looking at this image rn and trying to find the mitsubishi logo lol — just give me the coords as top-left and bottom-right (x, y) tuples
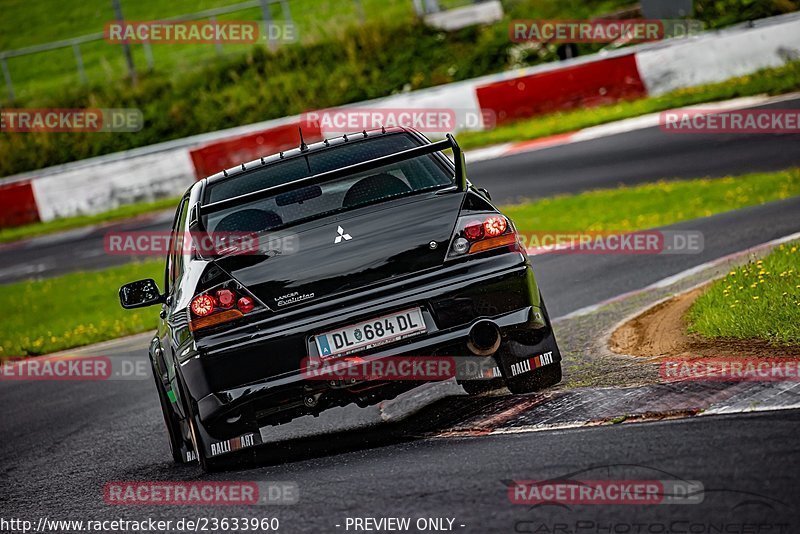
(334, 226), (352, 244)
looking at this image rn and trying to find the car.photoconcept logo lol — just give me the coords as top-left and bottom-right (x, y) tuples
(334, 226), (352, 244)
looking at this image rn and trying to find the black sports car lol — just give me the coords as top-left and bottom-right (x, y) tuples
(119, 127), (562, 471)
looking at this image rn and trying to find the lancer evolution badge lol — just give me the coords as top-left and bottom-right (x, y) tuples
(334, 226), (352, 244)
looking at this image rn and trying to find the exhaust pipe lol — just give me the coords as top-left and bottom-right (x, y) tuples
(467, 320), (501, 356)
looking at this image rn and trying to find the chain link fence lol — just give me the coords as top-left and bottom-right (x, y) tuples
(0, 0), (492, 103)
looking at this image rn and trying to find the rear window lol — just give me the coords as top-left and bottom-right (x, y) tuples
(203, 134), (454, 234)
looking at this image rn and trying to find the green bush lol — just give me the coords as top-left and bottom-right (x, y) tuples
(0, 20), (525, 178)
(695, 0), (800, 28)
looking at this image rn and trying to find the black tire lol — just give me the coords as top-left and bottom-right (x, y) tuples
(187, 413), (218, 473)
(184, 389), (253, 473)
(461, 378), (505, 395)
(152, 369), (188, 464)
(505, 362), (562, 395)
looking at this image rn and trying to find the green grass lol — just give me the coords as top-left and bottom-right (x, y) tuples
(2, 0), (793, 102)
(0, 0), (636, 103)
(0, 0), (416, 101)
(502, 168), (800, 234)
(0, 261), (163, 358)
(0, 196), (180, 244)
(457, 60), (800, 150)
(687, 242), (800, 345)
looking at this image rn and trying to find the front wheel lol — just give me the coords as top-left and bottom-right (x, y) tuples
(152, 368), (191, 464)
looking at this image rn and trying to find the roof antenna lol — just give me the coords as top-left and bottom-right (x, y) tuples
(298, 127), (309, 152)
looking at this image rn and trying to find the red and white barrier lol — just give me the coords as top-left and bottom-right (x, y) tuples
(0, 180), (39, 227)
(1, 13), (798, 228)
(476, 54), (646, 125)
(190, 121), (323, 180)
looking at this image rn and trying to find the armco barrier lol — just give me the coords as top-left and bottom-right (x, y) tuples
(190, 121), (324, 180)
(0, 180), (39, 228)
(475, 54), (647, 125)
(636, 14), (800, 95)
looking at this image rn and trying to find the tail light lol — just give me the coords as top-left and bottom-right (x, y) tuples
(189, 282), (263, 332)
(447, 214), (520, 259)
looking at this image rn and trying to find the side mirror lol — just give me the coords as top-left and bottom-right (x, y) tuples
(478, 187), (492, 201)
(119, 279), (165, 309)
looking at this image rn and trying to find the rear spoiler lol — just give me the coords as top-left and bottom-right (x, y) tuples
(197, 134), (467, 217)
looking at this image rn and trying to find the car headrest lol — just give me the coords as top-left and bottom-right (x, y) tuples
(342, 173), (411, 208)
(214, 208), (283, 233)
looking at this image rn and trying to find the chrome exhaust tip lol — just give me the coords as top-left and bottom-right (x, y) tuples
(467, 320), (501, 356)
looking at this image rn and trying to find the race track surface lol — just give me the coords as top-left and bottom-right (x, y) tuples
(2, 99), (800, 532)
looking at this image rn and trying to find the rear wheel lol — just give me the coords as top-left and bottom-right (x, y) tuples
(504, 361), (562, 395)
(501, 293), (562, 394)
(187, 413), (220, 472)
(461, 378), (505, 395)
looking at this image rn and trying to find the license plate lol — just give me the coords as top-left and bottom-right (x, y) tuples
(315, 307), (426, 358)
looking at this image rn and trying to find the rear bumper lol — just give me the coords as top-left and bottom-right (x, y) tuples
(181, 253), (555, 435)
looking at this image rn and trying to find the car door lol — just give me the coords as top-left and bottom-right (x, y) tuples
(152, 196), (190, 409)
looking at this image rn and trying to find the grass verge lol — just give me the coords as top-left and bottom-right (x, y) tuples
(502, 168), (800, 233)
(687, 242), (800, 345)
(457, 60), (800, 149)
(0, 196), (179, 244)
(0, 261), (162, 358)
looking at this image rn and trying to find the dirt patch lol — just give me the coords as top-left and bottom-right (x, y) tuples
(609, 285), (800, 359)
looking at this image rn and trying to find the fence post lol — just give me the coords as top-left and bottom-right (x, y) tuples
(260, 0), (276, 50)
(0, 57), (14, 102)
(353, 0), (365, 23)
(209, 16), (224, 56)
(72, 43), (88, 84)
(143, 40), (154, 70)
(111, 0), (137, 84)
(280, 0), (293, 23)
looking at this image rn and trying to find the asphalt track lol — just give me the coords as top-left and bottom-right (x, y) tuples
(2, 100), (800, 532)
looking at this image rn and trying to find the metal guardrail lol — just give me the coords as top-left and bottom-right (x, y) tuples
(0, 0), (341, 101)
(0, 0), (490, 102)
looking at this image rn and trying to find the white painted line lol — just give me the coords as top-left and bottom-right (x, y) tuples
(464, 143), (514, 163)
(702, 402), (800, 416)
(465, 92), (799, 165)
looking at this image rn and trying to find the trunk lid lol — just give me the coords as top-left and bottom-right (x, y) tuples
(211, 191), (463, 310)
